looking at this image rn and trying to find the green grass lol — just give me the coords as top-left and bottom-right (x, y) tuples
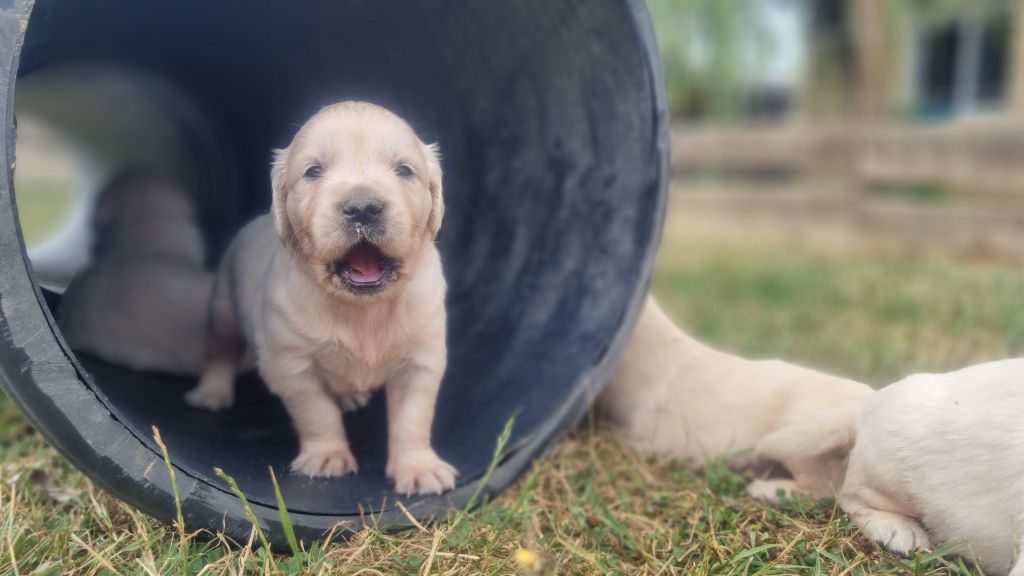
(653, 242), (1024, 387)
(871, 183), (950, 204)
(3, 227), (1017, 574)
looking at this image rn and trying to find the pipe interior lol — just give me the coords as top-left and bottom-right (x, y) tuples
(15, 0), (662, 514)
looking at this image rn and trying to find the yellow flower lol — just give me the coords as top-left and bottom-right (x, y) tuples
(512, 547), (541, 572)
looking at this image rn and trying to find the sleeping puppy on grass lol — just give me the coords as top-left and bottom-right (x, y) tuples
(840, 358), (1024, 576)
(184, 102), (456, 495)
(59, 169), (213, 375)
(597, 296), (873, 501)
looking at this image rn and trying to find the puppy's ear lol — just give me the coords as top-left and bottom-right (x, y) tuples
(423, 142), (444, 240)
(270, 147), (293, 245)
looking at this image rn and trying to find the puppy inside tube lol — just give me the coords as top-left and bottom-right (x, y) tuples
(185, 102), (455, 496)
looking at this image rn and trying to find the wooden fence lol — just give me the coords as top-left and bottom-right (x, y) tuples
(672, 120), (1024, 193)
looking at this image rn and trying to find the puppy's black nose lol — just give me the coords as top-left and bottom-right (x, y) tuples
(341, 194), (384, 225)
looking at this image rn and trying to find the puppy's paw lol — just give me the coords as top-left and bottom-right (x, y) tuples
(184, 382), (234, 411)
(747, 479), (803, 503)
(387, 449), (457, 496)
(338, 392), (373, 413)
(859, 511), (931, 556)
(291, 442), (358, 477)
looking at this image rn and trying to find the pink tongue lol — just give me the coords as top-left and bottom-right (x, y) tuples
(347, 245), (383, 283)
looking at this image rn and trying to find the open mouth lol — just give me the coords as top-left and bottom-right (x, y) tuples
(330, 242), (398, 293)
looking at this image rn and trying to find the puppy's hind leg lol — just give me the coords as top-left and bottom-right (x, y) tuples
(848, 507), (930, 557)
(840, 459), (930, 556)
(185, 274), (241, 411)
(852, 509), (930, 557)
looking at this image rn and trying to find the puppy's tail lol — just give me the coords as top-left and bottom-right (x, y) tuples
(754, 405), (862, 463)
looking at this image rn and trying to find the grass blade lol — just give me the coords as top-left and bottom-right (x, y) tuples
(448, 411), (518, 532)
(151, 426), (185, 542)
(268, 466), (302, 559)
(214, 467), (271, 554)
(465, 411), (517, 512)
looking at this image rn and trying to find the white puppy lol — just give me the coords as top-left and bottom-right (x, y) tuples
(841, 358), (1024, 576)
(185, 102), (455, 495)
(598, 296), (873, 500)
(58, 169), (213, 375)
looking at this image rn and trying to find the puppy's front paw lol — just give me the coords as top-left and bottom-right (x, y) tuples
(184, 382), (234, 411)
(291, 442), (358, 477)
(387, 449), (457, 496)
(338, 392), (373, 413)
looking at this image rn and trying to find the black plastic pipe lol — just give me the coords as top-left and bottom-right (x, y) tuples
(0, 0), (668, 548)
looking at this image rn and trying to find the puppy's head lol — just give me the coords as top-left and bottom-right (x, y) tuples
(271, 102), (443, 300)
(94, 168), (196, 230)
(92, 168), (200, 258)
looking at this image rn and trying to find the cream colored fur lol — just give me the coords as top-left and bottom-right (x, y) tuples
(185, 102), (455, 495)
(841, 359), (1024, 576)
(597, 296), (873, 500)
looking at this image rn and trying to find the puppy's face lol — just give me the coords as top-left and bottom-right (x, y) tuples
(271, 102), (443, 300)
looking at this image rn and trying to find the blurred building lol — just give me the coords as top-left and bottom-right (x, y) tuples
(817, 0), (1019, 122)
(659, 0), (1024, 193)
(653, 0), (1024, 124)
(647, 0), (1024, 267)
(909, 3), (1010, 118)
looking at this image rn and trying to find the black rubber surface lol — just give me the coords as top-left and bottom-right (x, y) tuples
(0, 0), (668, 548)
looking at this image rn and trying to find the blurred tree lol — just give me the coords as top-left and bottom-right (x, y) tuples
(1013, 3), (1024, 115)
(647, 0), (773, 121)
(648, 0), (1017, 122)
(851, 0), (890, 118)
(808, 0), (1011, 120)
(806, 0), (855, 119)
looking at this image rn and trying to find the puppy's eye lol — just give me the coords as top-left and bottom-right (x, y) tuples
(395, 164), (415, 179)
(303, 164), (324, 180)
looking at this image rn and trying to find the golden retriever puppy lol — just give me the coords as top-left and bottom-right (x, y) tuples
(841, 359), (1024, 575)
(597, 296), (873, 500)
(58, 169), (213, 375)
(185, 102), (455, 495)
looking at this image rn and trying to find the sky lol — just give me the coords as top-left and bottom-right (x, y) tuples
(751, 0), (806, 87)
